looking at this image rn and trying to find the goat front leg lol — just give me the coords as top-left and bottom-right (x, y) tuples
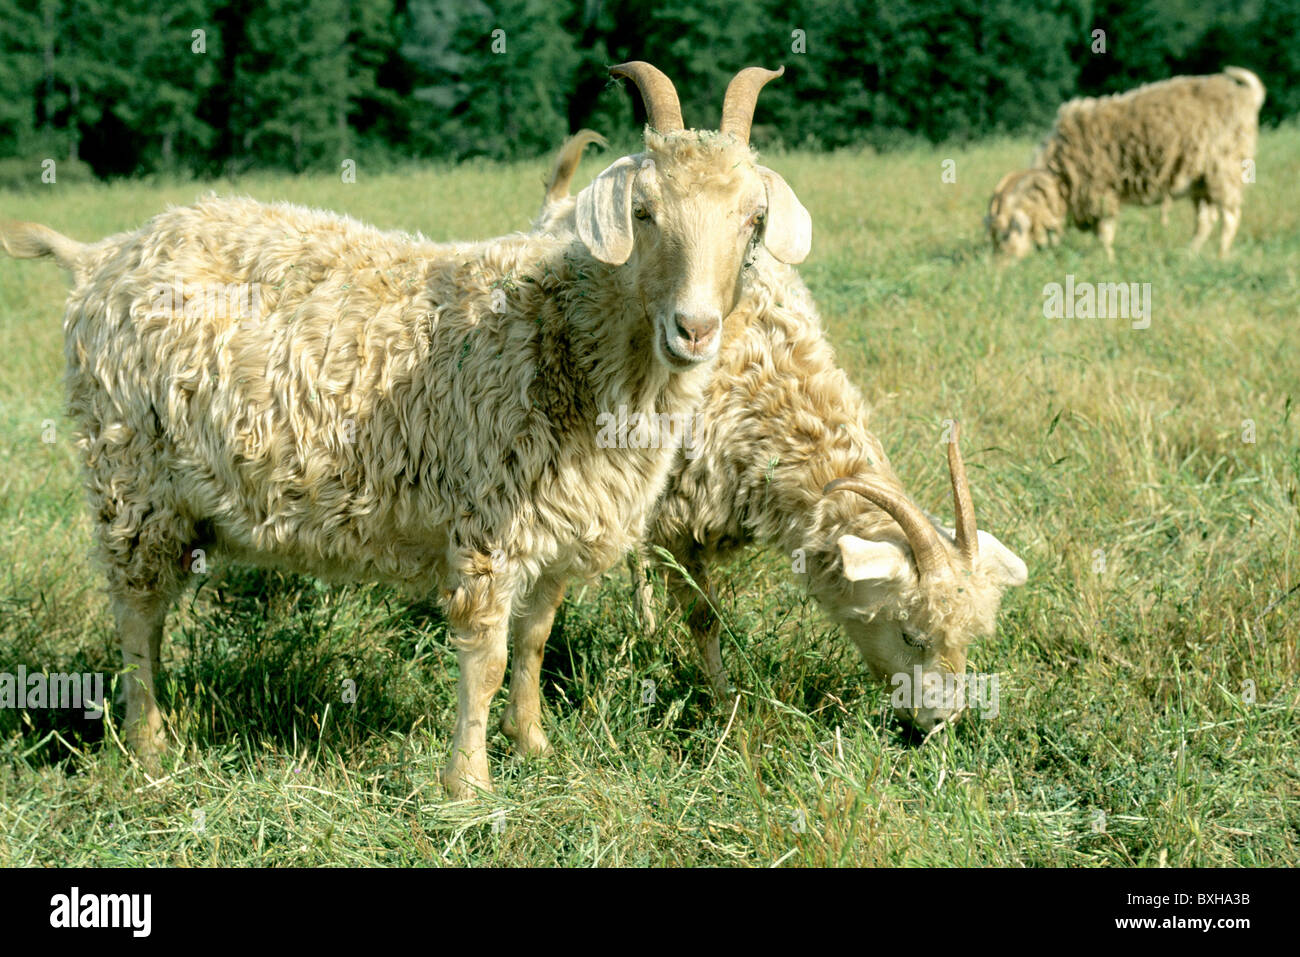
(442, 576), (512, 799)
(501, 573), (565, 757)
(667, 557), (731, 698)
(627, 546), (657, 632)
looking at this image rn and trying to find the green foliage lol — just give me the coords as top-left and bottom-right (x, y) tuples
(0, 155), (93, 191)
(402, 0), (579, 161)
(758, 0), (1084, 149)
(1250, 0), (1300, 124)
(0, 1), (1298, 189)
(227, 0), (353, 173)
(0, 0), (43, 158)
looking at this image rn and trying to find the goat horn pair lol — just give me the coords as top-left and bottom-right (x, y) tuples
(823, 422), (979, 578)
(609, 62), (784, 145)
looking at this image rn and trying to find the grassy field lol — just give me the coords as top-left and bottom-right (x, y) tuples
(0, 128), (1297, 867)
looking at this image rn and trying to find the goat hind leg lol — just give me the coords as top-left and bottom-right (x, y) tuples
(1097, 217), (1118, 262)
(101, 505), (188, 768)
(114, 591), (171, 767)
(501, 573), (565, 757)
(1190, 199), (1218, 255)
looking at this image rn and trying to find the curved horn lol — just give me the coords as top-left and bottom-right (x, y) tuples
(992, 170), (1020, 196)
(946, 422), (978, 564)
(610, 61), (684, 133)
(823, 477), (952, 580)
(719, 65), (784, 143)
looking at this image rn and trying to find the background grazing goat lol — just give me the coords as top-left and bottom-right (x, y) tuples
(0, 62), (811, 798)
(536, 134), (1028, 730)
(987, 68), (1265, 261)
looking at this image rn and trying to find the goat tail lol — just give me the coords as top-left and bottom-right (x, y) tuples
(1224, 67), (1266, 109)
(1, 220), (86, 273)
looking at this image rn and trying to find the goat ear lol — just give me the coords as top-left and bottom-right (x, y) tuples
(837, 534), (912, 584)
(576, 156), (638, 265)
(975, 530), (1028, 587)
(757, 166), (811, 264)
(938, 525), (1028, 588)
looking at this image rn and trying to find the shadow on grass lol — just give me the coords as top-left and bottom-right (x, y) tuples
(0, 591), (115, 770)
(0, 567), (457, 768)
(3, 558), (935, 774)
(168, 566), (449, 756)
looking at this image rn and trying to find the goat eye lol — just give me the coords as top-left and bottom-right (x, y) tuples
(749, 210), (765, 229)
(902, 630), (931, 650)
(633, 206), (651, 222)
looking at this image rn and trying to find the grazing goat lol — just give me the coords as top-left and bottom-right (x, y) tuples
(535, 135), (1028, 730)
(0, 62), (811, 797)
(988, 68), (1265, 261)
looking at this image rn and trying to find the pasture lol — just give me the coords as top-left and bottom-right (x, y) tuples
(0, 128), (1296, 866)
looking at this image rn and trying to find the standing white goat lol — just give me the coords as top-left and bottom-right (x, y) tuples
(0, 62), (811, 797)
(987, 68), (1265, 261)
(534, 134), (1028, 730)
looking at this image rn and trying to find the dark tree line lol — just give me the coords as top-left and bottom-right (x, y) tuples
(0, 0), (1296, 180)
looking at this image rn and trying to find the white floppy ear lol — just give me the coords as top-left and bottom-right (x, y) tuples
(837, 534), (913, 584)
(757, 166), (811, 264)
(576, 155), (638, 265)
(975, 530), (1028, 587)
(939, 524), (1028, 588)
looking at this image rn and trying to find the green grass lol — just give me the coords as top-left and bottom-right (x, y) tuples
(1, 131), (1297, 866)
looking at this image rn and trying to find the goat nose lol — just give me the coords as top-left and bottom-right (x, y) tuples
(673, 313), (719, 351)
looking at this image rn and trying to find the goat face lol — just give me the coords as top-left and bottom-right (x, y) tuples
(988, 207), (1036, 260)
(825, 424), (1028, 731)
(576, 63), (810, 371)
(835, 525), (1027, 730)
(986, 168), (1064, 261)
(578, 140), (807, 368)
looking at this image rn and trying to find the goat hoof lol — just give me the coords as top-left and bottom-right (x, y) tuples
(125, 725), (168, 773)
(711, 681), (737, 700)
(442, 755), (493, 800)
(501, 710), (551, 757)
